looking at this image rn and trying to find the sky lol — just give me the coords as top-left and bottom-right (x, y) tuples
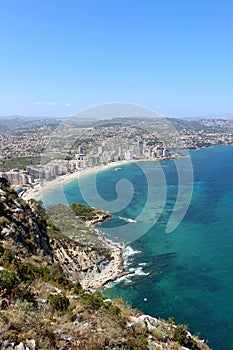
(0, 0), (233, 118)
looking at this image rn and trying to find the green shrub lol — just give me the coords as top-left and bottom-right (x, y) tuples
(47, 293), (70, 311)
(51, 270), (70, 288)
(167, 316), (176, 324)
(103, 303), (121, 317)
(80, 291), (105, 310)
(0, 248), (13, 265)
(15, 261), (50, 284)
(2, 255), (71, 289)
(70, 281), (83, 294)
(173, 325), (188, 344)
(173, 325), (197, 348)
(109, 305), (121, 317)
(0, 269), (18, 291)
(70, 203), (98, 219)
(125, 335), (148, 350)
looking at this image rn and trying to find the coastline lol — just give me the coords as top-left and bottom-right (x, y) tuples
(22, 155), (182, 202)
(80, 229), (131, 290)
(22, 159), (132, 201)
(21, 155), (182, 290)
(79, 232), (138, 290)
(21, 160), (138, 289)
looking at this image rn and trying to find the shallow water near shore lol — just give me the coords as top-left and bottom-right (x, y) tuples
(42, 145), (233, 350)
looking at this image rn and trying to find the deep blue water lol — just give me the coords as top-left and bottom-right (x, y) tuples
(42, 146), (233, 350)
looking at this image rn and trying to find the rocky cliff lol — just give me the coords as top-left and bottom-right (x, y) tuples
(0, 178), (124, 289)
(0, 177), (52, 262)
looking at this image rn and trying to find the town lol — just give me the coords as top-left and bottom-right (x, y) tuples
(1, 116), (233, 192)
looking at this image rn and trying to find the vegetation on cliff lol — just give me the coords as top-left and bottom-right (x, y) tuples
(0, 178), (211, 349)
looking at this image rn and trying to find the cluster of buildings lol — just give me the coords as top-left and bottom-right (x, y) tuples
(1, 117), (233, 162)
(67, 141), (170, 172)
(0, 137), (170, 188)
(0, 124), (55, 158)
(1, 117), (233, 188)
(0, 164), (63, 187)
(0, 169), (32, 186)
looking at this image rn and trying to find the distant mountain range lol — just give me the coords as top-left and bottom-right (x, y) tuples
(0, 115), (61, 120)
(178, 113), (233, 120)
(1, 113), (233, 120)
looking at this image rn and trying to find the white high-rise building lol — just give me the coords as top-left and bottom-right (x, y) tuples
(124, 150), (133, 160)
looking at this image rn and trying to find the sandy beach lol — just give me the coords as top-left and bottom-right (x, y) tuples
(22, 159), (131, 201)
(22, 155), (180, 202)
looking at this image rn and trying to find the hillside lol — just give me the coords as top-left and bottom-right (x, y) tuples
(0, 178), (211, 349)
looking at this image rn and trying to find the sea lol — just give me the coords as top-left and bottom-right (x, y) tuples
(42, 145), (233, 350)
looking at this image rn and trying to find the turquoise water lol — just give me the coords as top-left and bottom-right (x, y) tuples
(42, 146), (233, 350)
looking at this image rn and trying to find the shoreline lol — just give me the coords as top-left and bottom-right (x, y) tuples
(21, 160), (136, 290)
(77, 215), (138, 290)
(79, 231), (139, 290)
(21, 155), (181, 290)
(22, 159), (132, 201)
(22, 155), (182, 201)
(80, 230), (129, 290)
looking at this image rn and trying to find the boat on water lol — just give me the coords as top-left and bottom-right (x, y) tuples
(114, 167), (122, 171)
(119, 216), (137, 223)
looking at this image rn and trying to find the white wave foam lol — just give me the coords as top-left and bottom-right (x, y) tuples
(113, 267), (150, 286)
(123, 245), (141, 259)
(104, 246), (149, 289)
(123, 246), (141, 269)
(129, 267), (150, 276)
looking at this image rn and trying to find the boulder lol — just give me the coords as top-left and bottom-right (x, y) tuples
(130, 314), (159, 332)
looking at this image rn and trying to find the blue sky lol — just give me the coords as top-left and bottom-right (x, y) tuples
(0, 0), (233, 118)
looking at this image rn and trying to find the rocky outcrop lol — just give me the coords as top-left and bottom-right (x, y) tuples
(50, 237), (114, 285)
(0, 339), (36, 350)
(0, 178), (52, 263)
(85, 212), (112, 227)
(0, 178), (125, 289)
(128, 314), (210, 350)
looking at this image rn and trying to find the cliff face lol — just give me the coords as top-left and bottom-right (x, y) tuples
(50, 237), (116, 287)
(0, 178), (52, 262)
(45, 203), (125, 289)
(0, 178), (123, 287)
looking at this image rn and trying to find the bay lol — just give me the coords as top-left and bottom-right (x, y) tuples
(42, 145), (233, 350)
